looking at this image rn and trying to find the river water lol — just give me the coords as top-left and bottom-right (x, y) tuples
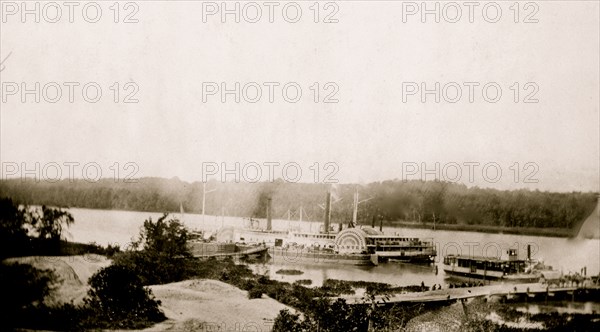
(65, 208), (599, 287)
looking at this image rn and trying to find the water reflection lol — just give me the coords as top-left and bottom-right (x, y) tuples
(514, 301), (600, 315)
(248, 259), (444, 287)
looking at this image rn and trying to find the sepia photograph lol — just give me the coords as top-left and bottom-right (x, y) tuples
(0, 0), (599, 331)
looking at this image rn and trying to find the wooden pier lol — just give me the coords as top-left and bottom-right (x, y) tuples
(339, 282), (600, 305)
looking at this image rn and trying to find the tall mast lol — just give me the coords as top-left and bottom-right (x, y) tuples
(352, 187), (359, 226)
(202, 182), (206, 224)
(221, 206), (225, 227)
(201, 182), (216, 227)
(324, 191), (332, 234)
(266, 197), (272, 231)
(352, 188), (372, 227)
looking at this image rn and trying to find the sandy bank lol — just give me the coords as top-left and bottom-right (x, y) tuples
(142, 279), (291, 331)
(3, 255), (111, 305)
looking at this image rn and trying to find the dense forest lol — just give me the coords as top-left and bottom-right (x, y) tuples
(0, 178), (597, 231)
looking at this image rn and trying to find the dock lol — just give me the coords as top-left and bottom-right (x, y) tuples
(339, 282), (600, 304)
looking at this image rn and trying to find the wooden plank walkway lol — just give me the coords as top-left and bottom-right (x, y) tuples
(340, 283), (600, 304)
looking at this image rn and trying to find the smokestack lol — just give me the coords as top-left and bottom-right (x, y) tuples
(379, 216), (383, 232)
(266, 197), (272, 231)
(371, 214), (376, 228)
(527, 244), (531, 261)
(324, 192), (331, 234)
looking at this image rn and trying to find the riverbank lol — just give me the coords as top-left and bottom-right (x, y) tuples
(384, 221), (575, 238)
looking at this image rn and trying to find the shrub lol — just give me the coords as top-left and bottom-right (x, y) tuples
(0, 198), (29, 258)
(112, 214), (194, 285)
(294, 279), (313, 286)
(275, 269), (304, 275)
(247, 287), (264, 299)
(0, 263), (57, 327)
(84, 265), (165, 329)
(273, 309), (310, 332)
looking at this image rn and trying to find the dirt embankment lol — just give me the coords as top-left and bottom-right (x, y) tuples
(4, 255), (111, 305)
(144, 279), (291, 331)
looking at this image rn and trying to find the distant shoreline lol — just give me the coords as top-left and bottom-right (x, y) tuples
(381, 220), (577, 238)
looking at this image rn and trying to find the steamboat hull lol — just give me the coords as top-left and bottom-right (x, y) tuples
(443, 265), (541, 283)
(268, 247), (374, 266)
(442, 267), (503, 280)
(377, 248), (437, 263)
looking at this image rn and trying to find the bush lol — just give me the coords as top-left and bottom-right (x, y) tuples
(320, 279), (355, 295)
(113, 249), (192, 285)
(247, 287), (264, 299)
(294, 279), (313, 286)
(0, 198), (29, 258)
(112, 214), (194, 285)
(56, 240), (122, 257)
(0, 263), (57, 327)
(84, 265), (165, 329)
(273, 309), (310, 332)
(275, 269), (304, 275)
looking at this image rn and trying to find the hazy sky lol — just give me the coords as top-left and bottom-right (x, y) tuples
(1, 1), (598, 192)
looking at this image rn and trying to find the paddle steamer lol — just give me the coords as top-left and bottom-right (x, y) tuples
(442, 247), (549, 282)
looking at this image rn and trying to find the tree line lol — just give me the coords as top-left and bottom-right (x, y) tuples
(0, 177), (596, 230)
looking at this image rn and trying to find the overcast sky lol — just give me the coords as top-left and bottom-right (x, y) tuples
(1, 1), (598, 192)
